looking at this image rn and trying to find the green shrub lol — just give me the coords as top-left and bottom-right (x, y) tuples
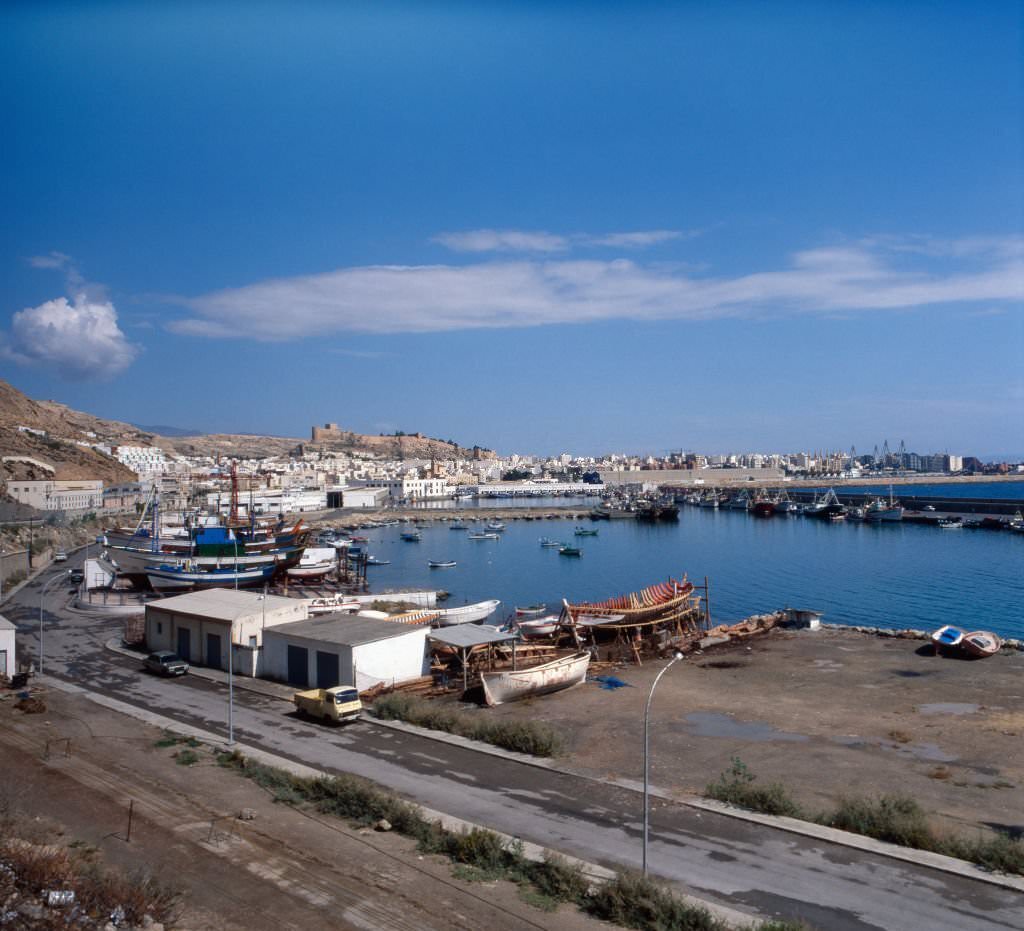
(820, 795), (932, 850)
(940, 831), (1024, 875)
(585, 871), (727, 931)
(370, 692), (564, 757)
(706, 758), (804, 818)
(174, 749), (199, 766)
(526, 852), (590, 905)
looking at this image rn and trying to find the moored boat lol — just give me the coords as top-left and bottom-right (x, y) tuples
(937, 517), (963, 529)
(480, 651), (591, 706)
(539, 537), (562, 547)
(400, 531), (422, 541)
(559, 545), (582, 557)
(574, 527), (599, 536)
(428, 560), (457, 568)
(467, 531), (500, 540)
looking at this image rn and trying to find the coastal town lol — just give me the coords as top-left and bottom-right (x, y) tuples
(1, 379), (1022, 931)
(3, 2), (1022, 929)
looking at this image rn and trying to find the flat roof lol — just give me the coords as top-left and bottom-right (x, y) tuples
(428, 626), (518, 648)
(146, 588), (300, 622)
(265, 613), (428, 647)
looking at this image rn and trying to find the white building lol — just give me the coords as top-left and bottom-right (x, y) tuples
(115, 445), (169, 474)
(262, 614), (430, 691)
(5, 480), (104, 512)
(0, 615), (15, 679)
(144, 589), (308, 677)
(356, 477), (450, 501)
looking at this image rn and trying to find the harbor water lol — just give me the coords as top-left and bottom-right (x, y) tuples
(354, 490), (1024, 641)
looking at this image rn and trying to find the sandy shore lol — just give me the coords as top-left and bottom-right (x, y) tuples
(490, 627), (1024, 839)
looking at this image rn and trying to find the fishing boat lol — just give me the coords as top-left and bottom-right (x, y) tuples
(960, 631), (1004, 658)
(400, 531), (422, 542)
(937, 517), (963, 529)
(563, 576), (698, 633)
(364, 555), (389, 565)
(590, 502), (635, 520)
(752, 499), (776, 518)
(514, 603), (547, 617)
(480, 651), (591, 706)
(539, 538), (562, 547)
(803, 489), (845, 520)
(574, 527), (599, 537)
(513, 615), (561, 639)
(449, 523), (469, 531)
(286, 547), (337, 580)
(467, 531), (499, 540)
(435, 599), (501, 626)
(931, 625), (966, 652)
(145, 561), (277, 592)
(865, 487), (904, 522)
(486, 521), (506, 532)
(846, 506), (865, 522)
(559, 545), (582, 557)
(428, 560), (457, 569)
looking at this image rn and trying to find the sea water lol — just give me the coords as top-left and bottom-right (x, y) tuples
(355, 498), (1024, 641)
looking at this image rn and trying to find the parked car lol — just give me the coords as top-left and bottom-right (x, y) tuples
(143, 651), (189, 677)
(54, 550), (68, 562)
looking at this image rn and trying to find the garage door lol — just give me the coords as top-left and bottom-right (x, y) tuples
(177, 628), (191, 662)
(206, 633), (221, 670)
(316, 650), (340, 689)
(287, 645), (309, 687)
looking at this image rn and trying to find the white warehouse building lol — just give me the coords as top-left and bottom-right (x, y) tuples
(144, 589), (308, 677)
(262, 614), (430, 691)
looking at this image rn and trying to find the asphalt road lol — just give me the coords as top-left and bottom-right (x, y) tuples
(5, 562), (1024, 931)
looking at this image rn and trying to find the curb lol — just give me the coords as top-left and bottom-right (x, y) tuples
(39, 674), (758, 930)
(97, 640), (1024, 894)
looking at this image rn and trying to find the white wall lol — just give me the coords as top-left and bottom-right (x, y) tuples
(0, 623), (16, 678)
(261, 626), (428, 689)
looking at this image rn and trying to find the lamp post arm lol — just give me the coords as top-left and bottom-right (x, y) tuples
(643, 654), (683, 876)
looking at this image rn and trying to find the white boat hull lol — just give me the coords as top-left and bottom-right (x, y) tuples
(481, 651), (591, 706)
(435, 599), (501, 626)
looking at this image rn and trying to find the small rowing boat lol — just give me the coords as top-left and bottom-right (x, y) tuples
(960, 630), (1003, 658)
(481, 651), (591, 706)
(931, 625), (966, 652)
(428, 560), (457, 569)
(514, 603), (547, 617)
(559, 545), (582, 557)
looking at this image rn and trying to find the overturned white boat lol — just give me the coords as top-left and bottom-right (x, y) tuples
(434, 599), (501, 627)
(481, 651), (591, 706)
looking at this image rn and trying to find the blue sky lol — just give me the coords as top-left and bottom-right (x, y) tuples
(2, 1), (1022, 457)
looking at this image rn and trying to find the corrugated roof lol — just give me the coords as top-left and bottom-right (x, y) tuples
(264, 613), (428, 646)
(146, 588), (300, 622)
(0, 614), (15, 631)
(428, 626), (518, 648)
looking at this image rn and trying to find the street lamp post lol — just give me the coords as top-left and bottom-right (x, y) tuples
(228, 533), (238, 745)
(643, 651), (684, 876)
(38, 571), (70, 676)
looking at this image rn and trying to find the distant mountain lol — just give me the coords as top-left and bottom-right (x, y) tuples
(133, 423), (204, 437)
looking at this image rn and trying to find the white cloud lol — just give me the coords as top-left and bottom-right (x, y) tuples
(432, 227), (696, 253)
(431, 229), (569, 253)
(27, 251), (72, 270)
(170, 236), (1024, 341)
(585, 230), (686, 248)
(2, 295), (140, 379)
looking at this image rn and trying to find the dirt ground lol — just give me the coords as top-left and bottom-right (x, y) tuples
(0, 692), (606, 931)
(493, 628), (1024, 839)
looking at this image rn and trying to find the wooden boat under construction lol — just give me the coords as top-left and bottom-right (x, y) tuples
(481, 651), (591, 706)
(560, 575), (706, 661)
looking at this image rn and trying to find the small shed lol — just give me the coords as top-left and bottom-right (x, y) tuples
(0, 614), (15, 679)
(145, 589), (308, 675)
(262, 613), (429, 691)
(428, 625), (520, 691)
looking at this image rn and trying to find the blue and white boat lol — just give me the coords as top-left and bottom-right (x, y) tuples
(931, 625), (966, 652)
(145, 561), (277, 592)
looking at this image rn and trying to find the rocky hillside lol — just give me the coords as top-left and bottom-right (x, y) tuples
(0, 380), (494, 481)
(0, 380), (142, 483)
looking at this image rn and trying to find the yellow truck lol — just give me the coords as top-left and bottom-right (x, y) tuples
(292, 685), (362, 724)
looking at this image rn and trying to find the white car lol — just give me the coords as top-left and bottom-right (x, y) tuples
(54, 550), (68, 562)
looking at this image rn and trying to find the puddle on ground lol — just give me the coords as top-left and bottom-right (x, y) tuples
(683, 712), (808, 742)
(918, 703), (980, 716)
